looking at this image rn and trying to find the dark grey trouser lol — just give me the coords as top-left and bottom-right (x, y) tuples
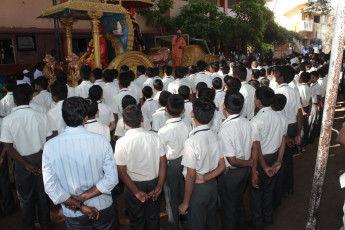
(164, 157), (187, 230)
(218, 167), (250, 230)
(125, 178), (161, 230)
(14, 151), (51, 230)
(250, 152), (278, 230)
(65, 204), (116, 230)
(187, 178), (218, 230)
(0, 154), (15, 215)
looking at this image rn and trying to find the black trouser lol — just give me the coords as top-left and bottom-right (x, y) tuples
(302, 106), (310, 147)
(0, 153), (15, 215)
(188, 178), (218, 230)
(250, 152), (278, 230)
(125, 178), (161, 230)
(65, 204), (116, 230)
(164, 157), (187, 230)
(14, 151), (51, 230)
(218, 167), (250, 230)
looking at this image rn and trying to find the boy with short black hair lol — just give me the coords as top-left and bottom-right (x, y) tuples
(128, 70), (142, 102)
(48, 82), (68, 136)
(162, 65), (174, 91)
(168, 66), (192, 94)
(198, 88), (222, 132)
(114, 95), (137, 139)
(93, 68), (105, 87)
(0, 77), (17, 118)
(102, 69), (120, 107)
(298, 72), (312, 148)
(141, 86), (159, 130)
(193, 60), (211, 92)
(32, 76), (53, 111)
(158, 94), (190, 229)
(56, 71), (75, 98)
(308, 71), (322, 143)
(153, 79), (163, 101)
(152, 91), (171, 132)
(179, 97), (225, 230)
(135, 65), (147, 89)
(143, 67), (156, 90)
(114, 105), (167, 230)
(75, 65), (93, 98)
(179, 85), (193, 128)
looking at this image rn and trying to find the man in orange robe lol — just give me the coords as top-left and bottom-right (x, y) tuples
(171, 30), (186, 68)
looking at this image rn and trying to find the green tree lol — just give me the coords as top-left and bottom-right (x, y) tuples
(302, 0), (332, 16)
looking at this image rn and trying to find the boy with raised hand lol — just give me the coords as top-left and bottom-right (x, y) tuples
(115, 105), (167, 230)
(179, 97), (225, 230)
(158, 94), (190, 230)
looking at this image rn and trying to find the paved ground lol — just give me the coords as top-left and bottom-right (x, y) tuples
(1, 97), (345, 230)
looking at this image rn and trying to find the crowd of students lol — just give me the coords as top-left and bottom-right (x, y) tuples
(0, 52), (334, 230)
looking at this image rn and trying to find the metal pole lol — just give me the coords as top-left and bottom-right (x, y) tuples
(306, 0), (345, 229)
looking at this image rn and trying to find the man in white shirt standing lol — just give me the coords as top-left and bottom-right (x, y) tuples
(209, 62), (223, 83)
(1, 84), (52, 230)
(167, 66), (192, 95)
(102, 69), (120, 107)
(193, 60), (212, 92)
(162, 65), (174, 91)
(56, 72), (75, 98)
(33, 63), (44, 80)
(32, 77), (53, 111)
(93, 68), (105, 88)
(75, 65), (93, 98)
(0, 77), (16, 118)
(135, 65), (147, 89)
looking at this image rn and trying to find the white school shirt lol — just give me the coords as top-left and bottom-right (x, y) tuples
(275, 83), (300, 124)
(129, 82), (142, 102)
(94, 79), (105, 88)
(34, 69), (43, 80)
(143, 77), (160, 89)
(84, 119), (110, 142)
(114, 118), (147, 137)
(215, 89), (226, 117)
(277, 111), (289, 136)
(0, 105), (52, 156)
(269, 78), (278, 91)
(181, 124), (222, 177)
(47, 100), (66, 134)
(186, 74), (196, 90)
(75, 81), (93, 98)
(111, 88), (136, 118)
(158, 117), (190, 160)
(167, 78), (192, 94)
(182, 100), (193, 128)
(219, 114), (255, 168)
(17, 79), (31, 86)
(0, 92), (16, 117)
(318, 76), (328, 98)
(32, 90), (53, 112)
(153, 91), (162, 102)
(210, 72), (224, 85)
(310, 82), (322, 103)
(103, 82), (120, 107)
(141, 98), (160, 124)
(162, 76), (174, 91)
(246, 68), (252, 82)
(135, 75), (147, 89)
(298, 83), (311, 107)
(29, 101), (47, 113)
(239, 81), (255, 119)
(67, 84), (75, 98)
(114, 128), (165, 181)
(193, 71), (212, 92)
(209, 110), (222, 133)
(250, 107), (284, 155)
(152, 107), (169, 132)
(97, 101), (115, 126)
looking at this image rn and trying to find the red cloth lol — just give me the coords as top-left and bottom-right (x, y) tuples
(171, 36), (186, 68)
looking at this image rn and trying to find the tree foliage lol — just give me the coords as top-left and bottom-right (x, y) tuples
(302, 0), (332, 16)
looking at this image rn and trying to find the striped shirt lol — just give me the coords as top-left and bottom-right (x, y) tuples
(42, 126), (118, 218)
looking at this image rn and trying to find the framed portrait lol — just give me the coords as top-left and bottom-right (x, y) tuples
(16, 35), (36, 51)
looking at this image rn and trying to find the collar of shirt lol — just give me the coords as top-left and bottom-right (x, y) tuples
(85, 119), (97, 125)
(158, 107), (165, 112)
(278, 83), (288, 88)
(216, 89), (223, 93)
(7, 92), (13, 95)
(64, 126), (85, 133)
(97, 100), (103, 104)
(190, 124), (211, 136)
(120, 88), (129, 92)
(126, 127), (145, 136)
(184, 100), (190, 103)
(311, 82), (319, 87)
(165, 117), (182, 125)
(13, 105), (31, 112)
(165, 76), (173, 79)
(95, 79), (104, 83)
(301, 83), (309, 86)
(257, 106), (272, 115)
(241, 81), (248, 85)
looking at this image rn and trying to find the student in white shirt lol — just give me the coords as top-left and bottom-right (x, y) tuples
(48, 82), (68, 137)
(56, 72), (75, 98)
(167, 66), (192, 95)
(233, 65), (256, 119)
(89, 85), (116, 132)
(143, 67), (157, 90)
(114, 105), (167, 230)
(186, 65), (198, 88)
(0, 77), (16, 118)
(193, 60), (212, 92)
(33, 63), (44, 80)
(178, 85), (193, 129)
(162, 65), (174, 91)
(317, 68), (328, 101)
(217, 92), (256, 230)
(84, 98), (110, 142)
(152, 91), (171, 132)
(135, 65), (147, 89)
(298, 72), (312, 147)
(93, 68), (105, 88)
(309, 71), (322, 143)
(250, 86), (286, 230)
(75, 65), (93, 98)
(209, 62), (223, 84)
(102, 69), (120, 107)
(32, 77), (53, 111)
(243, 60), (252, 82)
(269, 66), (279, 91)
(153, 79), (163, 102)
(128, 70), (142, 103)
(158, 94), (190, 230)
(16, 71), (31, 86)
(178, 97), (225, 230)
(141, 86), (159, 130)
(220, 64), (230, 79)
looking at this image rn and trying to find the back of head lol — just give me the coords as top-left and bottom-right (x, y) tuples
(85, 98), (98, 118)
(122, 95), (137, 109)
(35, 76), (48, 90)
(252, 61), (258, 69)
(225, 77), (241, 94)
(56, 71), (68, 84)
(193, 97), (215, 124)
(145, 67), (154, 78)
(103, 69), (114, 82)
(317, 68), (327, 78)
(15, 71), (24, 80)
(243, 60), (250, 69)
(119, 71), (131, 88)
(259, 68), (266, 77)
(221, 65), (230, 75)
(80, 65), (91, 80)
(272, 66), (281, 77)
(249, 80), (260, 90)
(4, 76), (17, 92)
(13, 84), (32, 106)
(198, 87), (216, 101)
(120, 65), (130, 72)
(260, 78), (269, 87)
(212, 77), (222, 90)
(298, 63), (306, 72)
(196, 60), (207, 72)
(196, 82), (208, 92)
(51, 81), (68, 101)
(153, 67), (159, 76)
(175, 66), (186, 79)
(252, 69), (261, 80)
(137, 65), (146, 75)
(164, 65), (173, 76)
(62, 97), (88, 127)
(178, 85), (190, 100)
(224, 92), (244, 114)
(159, 91), (172, 107)
(167, 94), (184, 117)
(273, 93), (287, 111)
(188, 65), (197, 74)
(279, 65), (295, 83)
(123, 105), (142, 128)
(112, 69), (119, 79)
(255, 86), (275, 107)
(153, 79), (163, 91)
(142, 86), (153, 99)
(128, 70), (135, 82)
(233, 65), (247, 81)
(310, 71), (318, 78)
(93, 68), (102, 80)
(210, 62), (220, 72)
(300, 71), (311, 83)
(89, 85), (103, 101)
